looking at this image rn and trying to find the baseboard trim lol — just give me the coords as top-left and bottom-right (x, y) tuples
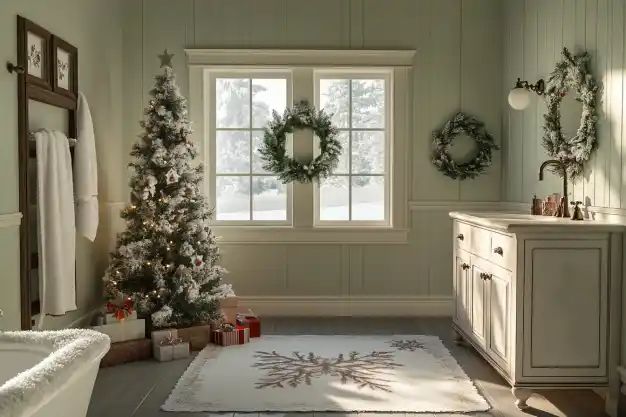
(237, 295), (453, 317)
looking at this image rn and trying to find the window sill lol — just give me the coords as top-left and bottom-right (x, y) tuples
(211, 226), (409, 245)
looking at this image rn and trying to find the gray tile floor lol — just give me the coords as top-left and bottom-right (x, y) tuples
(87, 317), (609, 417)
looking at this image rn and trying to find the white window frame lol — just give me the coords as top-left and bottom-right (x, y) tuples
(206, 69), (294, 226)
(186, 49), (414, 244)
(313, 69), (393, 227)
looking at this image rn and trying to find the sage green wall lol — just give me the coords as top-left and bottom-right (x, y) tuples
(503, 0), (626, 208)
(0, 0), (125, 330)
(123, 0), (504, 301)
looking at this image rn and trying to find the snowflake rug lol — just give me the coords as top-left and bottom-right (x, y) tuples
(161, 335), (490, 413)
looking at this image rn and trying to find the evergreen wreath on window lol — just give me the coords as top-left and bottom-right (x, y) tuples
(258, 99), (342, 184)
(431, 112), (499, 180)
(542, 47), (599, 179)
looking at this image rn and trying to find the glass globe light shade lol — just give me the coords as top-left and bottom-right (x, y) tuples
(508, 88), (531, 110)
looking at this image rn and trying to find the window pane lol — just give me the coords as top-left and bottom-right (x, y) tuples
(216, 78), (250, 128)
(351, 79), (385, 128)
(216, 131), (250, 174)
(319, 79), (349, 128)
(351, 131), (385, 174)
(251, 131), (269, 174)
(252, 176), (287, 221)
(352, 176), (385, 221)
(216, 176), (250, 221)
(333, 131), (350, 174)
(319, 176), (349, 221)
(252, 79), (287, 128)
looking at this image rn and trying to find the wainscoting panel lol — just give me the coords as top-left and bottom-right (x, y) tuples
(218, 245), (288, 296)
(285, 245), (343, 295)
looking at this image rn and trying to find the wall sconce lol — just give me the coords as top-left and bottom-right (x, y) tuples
(508, 78), (545, 110)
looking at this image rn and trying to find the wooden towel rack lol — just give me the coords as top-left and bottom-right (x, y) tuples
(7, 15), (78, 329)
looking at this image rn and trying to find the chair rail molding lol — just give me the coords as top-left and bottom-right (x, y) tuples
(408, 201), (503, 211)
(238, 295), (453, 317)
(0, 212), (23, 228)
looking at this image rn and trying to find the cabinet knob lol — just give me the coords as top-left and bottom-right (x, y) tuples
(493, 247), (503, 256)
(461, 263), (470, 270)
(456, 233), (464, 241)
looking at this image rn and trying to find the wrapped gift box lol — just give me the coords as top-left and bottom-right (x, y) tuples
(100, 338), (152, 368)
(92, 319), (146, 343)
(177, 324), (212, 351)
(212, 325), (249, 346)
(219, 296), (239, 324)
(237, 312), (261, 338)
(154, 341), (190, 361)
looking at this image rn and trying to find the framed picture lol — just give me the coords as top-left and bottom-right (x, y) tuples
(18, 17), (52, 90)
(52, 35), (77, 98)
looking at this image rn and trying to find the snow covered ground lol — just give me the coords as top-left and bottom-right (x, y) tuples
(216, 202), (384, 221)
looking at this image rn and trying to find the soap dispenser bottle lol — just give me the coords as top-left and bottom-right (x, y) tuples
(570, 201), (584, 221)
(531, 194), (542, 215)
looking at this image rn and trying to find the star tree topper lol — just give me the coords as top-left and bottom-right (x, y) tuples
(158, 49), (174, 68)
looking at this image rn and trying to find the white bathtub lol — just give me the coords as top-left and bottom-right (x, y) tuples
(0, 329), (110, 417)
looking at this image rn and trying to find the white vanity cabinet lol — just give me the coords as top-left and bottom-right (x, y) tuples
(449, 212), (624, 414)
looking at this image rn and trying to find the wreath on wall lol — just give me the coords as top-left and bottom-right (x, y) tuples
(542, 47), (599, 179)
(431, 112), (499, 180)
(258, 100), (342, 184)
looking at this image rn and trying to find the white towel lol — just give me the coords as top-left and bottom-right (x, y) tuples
(74, 92), (99, 242)
(35, 129), (77, 319)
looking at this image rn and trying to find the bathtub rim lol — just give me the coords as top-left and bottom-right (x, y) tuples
(0, 329), (110, 417)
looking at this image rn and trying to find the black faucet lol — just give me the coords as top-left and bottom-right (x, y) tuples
(538, 159), (570, 218)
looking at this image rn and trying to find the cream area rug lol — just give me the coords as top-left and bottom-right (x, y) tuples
(162, 335), (490, 413)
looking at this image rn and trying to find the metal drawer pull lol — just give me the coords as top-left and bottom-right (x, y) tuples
(480, 272), (492, 280)
(493, 246), (503, 255)
(461, 263), (470, 270)
(456, 234), (464, 241)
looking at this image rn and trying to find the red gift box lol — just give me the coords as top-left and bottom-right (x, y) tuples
(212, 325), (249, 346)
(237, 310), (261, 338)
(245, 316), (261, 338)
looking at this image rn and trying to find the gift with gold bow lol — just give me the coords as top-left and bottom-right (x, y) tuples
(211, 323), (249, 346)
(151, 329), (190, 361)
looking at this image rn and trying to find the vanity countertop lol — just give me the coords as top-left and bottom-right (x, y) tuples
(449, 211), (626, 233)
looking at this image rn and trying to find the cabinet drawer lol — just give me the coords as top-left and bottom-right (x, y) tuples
(489, 232), (514, 270)
(454, 221), (472, 252)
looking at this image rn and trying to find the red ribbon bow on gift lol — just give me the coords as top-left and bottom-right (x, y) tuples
(106, 298), (133, 320)
(160, 331), (184, 346)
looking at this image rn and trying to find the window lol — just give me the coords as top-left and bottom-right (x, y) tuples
(315, 72), (390, 225)
(209, 72), (292, 224)
(189, 49), (413, 243)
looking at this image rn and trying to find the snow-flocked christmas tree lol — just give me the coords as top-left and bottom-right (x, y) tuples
(103, 50), (229, 328)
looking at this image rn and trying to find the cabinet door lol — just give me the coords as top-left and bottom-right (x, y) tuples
(486, 265), (512, 371)
(522, 238), (608, 380)
(470, 262), (488, 347)
(453, 251), (471, 332)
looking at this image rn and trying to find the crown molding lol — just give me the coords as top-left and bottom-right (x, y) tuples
(185, 49), (416, 67)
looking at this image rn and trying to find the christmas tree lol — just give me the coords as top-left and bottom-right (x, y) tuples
(103, 50), (229, 328)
